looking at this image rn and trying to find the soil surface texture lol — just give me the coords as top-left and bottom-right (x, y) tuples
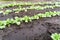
(0, 2), (60, 40)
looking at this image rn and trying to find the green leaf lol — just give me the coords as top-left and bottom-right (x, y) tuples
(15, 17), (20, 21)
(0, 26), (5, 29)
(37, 14), (43, 17)
(57, 12), (60, 16)
(15, 11), (19, 13)
(16, 22), (20, 25)
(10, 19), (15, 24)
(3, 21), (7, 26)
(3, 10), (12, 15)
(0, 11), (3, 14)
(6, 19), (11, 25)
(25, 19), (28, 22)
(25, 9), (27, 12)
(33, 15), (39, 19)
(24, 16), (29, 22)
(41, 14), (46, 17)
(51, 33), (60, 40)
(8, 4), (14, 7)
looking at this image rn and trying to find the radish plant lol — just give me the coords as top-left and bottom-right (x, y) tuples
(51, 33), (60, 40)
(3, 10), (12, 15)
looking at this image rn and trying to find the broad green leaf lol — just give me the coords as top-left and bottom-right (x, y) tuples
(0, 26), (5, 29)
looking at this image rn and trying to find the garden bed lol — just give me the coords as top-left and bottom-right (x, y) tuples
(0, 2), (60, 40)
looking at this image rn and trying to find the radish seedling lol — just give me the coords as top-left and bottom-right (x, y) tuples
(51, 33), (60, 40)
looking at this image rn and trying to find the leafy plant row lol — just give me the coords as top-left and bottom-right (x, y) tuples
(0, 5), (60, 15)
(0, 2), (60, 9)
(51, 33), (60, 40)
(0, 11), (60, 29)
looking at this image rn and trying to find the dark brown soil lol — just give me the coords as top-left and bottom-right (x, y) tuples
(0, 2), (60, 40)
(1, 16), (60, 40)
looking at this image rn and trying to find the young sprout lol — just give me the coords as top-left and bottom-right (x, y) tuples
(49, 11), (56, 16)
(0, 21), (6, 29)
(3, 10), (12, 15)
(32, 15), (39, 19)
(10, 19), (15, 24)
(15, 11), (20, 13)
(23, 16), (29, 22)
(51, 33), (60, 40)
(6, 19), (11, 25)
(56, 11), (60, 16)
(24, 9), (27, 12)
(0, 11), (3, 14)
(45, 12), (51, 17)
(41, 14), (46, 17)
(15, 17), (21, 25)
(0, 26), (5, 29)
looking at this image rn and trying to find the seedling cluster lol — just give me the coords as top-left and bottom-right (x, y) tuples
(51, 33), (60, 40)
(0, 2), (59, 9)
(0, 11), (60, 29)
(0, 5), (60, 15)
